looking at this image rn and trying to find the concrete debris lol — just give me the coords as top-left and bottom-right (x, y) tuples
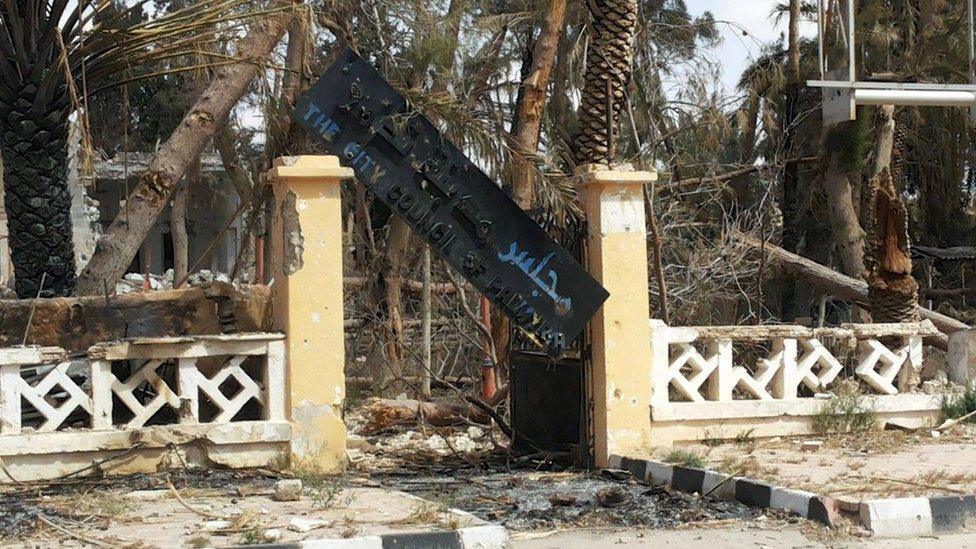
(288, 517), (328, 533)
(187, 269), (232, 286)
(264, 528), (283, 541)
(117, 271), (174, 294)
(114, 269), (234, 295)
(273, 479), (303, 502)
(801, 440), (823, 452)
(204, 519), (232, 531)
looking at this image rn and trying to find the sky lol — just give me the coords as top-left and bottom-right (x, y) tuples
(684, 0), (815, 93)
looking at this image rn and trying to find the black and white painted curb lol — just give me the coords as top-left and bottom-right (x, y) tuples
(235, 523), (508, 549)
(610, 454), (976, 538)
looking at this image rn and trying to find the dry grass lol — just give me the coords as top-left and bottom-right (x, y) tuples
(714, 455), (779, 479)
(661, 448), (706, 469)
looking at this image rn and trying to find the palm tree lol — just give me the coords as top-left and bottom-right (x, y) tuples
(573, 0), (639, 166)
(0, 0), (254, 297)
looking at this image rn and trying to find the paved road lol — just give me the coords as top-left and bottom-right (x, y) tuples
(511, 526), (976, 548)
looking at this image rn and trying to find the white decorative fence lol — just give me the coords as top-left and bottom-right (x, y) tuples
(649, 320), (944, 429)
(0, 334), (289, 482)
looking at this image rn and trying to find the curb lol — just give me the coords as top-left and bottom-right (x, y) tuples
(233, 524), (508, 549)
(610, 454), (976, 538)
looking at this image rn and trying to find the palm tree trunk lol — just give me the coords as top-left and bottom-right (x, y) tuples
(0, 96), (76, 298)
(865, 106), (919, 323)
(573, 0), (639, 166)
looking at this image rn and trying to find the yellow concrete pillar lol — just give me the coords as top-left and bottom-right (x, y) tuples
(576, 164), (658, 467)
(267, 156), (353, 472)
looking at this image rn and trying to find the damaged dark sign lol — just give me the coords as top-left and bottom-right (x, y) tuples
(292, 47), (608, 354)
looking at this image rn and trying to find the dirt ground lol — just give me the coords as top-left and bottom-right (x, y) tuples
(7, 397), (976, 547)
(512, 525), (976, 548)
(661, 423), (976, 500)
(0, 469), (489, 547)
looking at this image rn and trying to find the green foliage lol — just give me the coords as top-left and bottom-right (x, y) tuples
(661, 448), (705, 469)
(291, 457), (349, 510)
(824, 115), (873, 173)
(733, 429), (755, 445)
(238, 526), (271, 545)
(941, 383), (976, 423)
(812, 382), (878, 435)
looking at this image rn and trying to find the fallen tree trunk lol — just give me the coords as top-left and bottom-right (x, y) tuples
(923, 288), (976, 300)
(76, 14), (292, 295)
(365, 398), (491, 433)
(343, 276), (462, 294)
(731, 231), (969, 337)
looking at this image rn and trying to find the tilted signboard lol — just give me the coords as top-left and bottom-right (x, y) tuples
(292, 47), (608, 354)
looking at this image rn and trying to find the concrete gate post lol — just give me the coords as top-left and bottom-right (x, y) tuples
(267, 156), (353, 472)
(576, 165), (658, 467)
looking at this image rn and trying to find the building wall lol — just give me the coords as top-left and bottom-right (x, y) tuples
(90, 159), (240, 277)
(0, 157), (9, 290)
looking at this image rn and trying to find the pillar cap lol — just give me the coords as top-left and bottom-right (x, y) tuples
(268, 155), (354, 181)
(574, 163), (657, 187)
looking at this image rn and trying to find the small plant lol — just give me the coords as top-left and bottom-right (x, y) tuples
(941, 382), (976, 423)
(187, 536), (211, 549)
(661, 448), (705, 469)
(306, 476), (346, 509)
(238, 526), (270, 545)
(290, 450), (351, 510)
(812, 380), (877, 435)
(701, 427), (724, 447)
(76, 492), (136, 518)
(733, 429), (755, 445)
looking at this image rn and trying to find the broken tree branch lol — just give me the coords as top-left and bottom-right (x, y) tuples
(731, 230), (969, 340)
(669, 156), (818, 191)
(76, 13), (293, 295)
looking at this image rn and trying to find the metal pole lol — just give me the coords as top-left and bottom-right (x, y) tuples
(847, 0), (855, 83)
(968, 0), (974, 83)
(421, 245), (432, 400)
(854, 88), (976, 107)
(818, 0), (825, 76)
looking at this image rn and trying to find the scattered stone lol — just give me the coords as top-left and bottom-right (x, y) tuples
(922, 380), (939, 395)
(801, 440), (823, 452)
(264, 528), (283, 541)
(548, 493), (577, 507)
(288, 517), (328, 533)
(273, 479), (303, 502)
(346, 434), (372, 450)
(203, 520), (231, 532)
(931, 430), (942, 439)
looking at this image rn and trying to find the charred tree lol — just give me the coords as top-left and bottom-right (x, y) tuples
(864, 168), (919, 323)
